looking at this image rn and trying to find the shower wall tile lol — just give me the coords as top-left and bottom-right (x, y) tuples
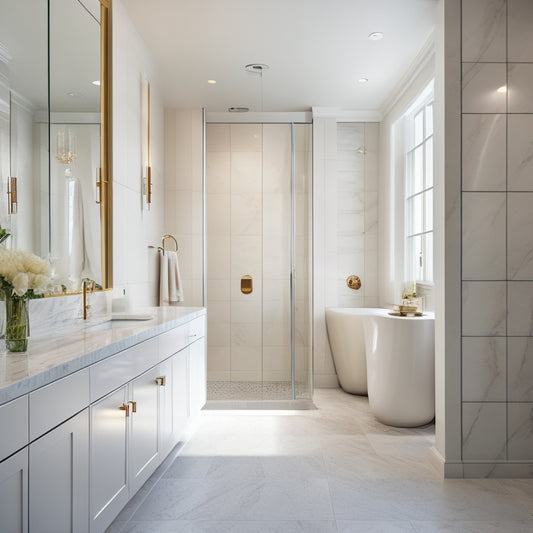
(208, 321), (230, 347)
(263, 320), (291, 347)
(507, 282), (533, 336)
(231, 193), (262, 236)
(263, 235), (290, 279)
(263, 124), (291, 194)
(207, 347), (231, 377)
(230, 236), (262, 280)
(507, 115), (533, 191)
(462, 403), (507, 460)
(207, 234), (230, 280)
(206, 124), (230, 152)
(230, 124), (262, 152)
(207, 279), (230, 301)
(206, 152), (230, 193)
(462, 63), (507, 113)
(462, 337), (506, 401)
(462, 192), (506, 279)
(230, 300), (262, 324)
(231, 152), (262, 193)
(462, 0), (506, 62)
(230, 346), (262, 381)
(263, 346), (291, 382)
(207, 194), (230, 234)
(462, 114), (506, 191)
(507, 337), (533, 401)
(263, 194), (291, 235)
(231, 323), (262, 347)
(507, 193), (533, 279)
(462, 281), (506, 336)
(507, 403), (533, 460)
(508, 64), (533, 113)
(508, 0), (533, 61)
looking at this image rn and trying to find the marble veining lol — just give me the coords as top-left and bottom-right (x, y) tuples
(0, 306), (205, 406)
(462, 0), (506, 62)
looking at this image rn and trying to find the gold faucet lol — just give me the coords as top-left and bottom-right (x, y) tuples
(82, 279), (95, 320)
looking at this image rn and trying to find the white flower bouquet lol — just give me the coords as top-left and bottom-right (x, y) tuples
(0, 248), (51, 298)
(0, 248), (51, 352)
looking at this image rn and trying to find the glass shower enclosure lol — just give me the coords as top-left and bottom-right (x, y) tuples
(205, 122), (313, 402)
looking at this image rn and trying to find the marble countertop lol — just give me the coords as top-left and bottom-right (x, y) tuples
(0, 306), (206, 406)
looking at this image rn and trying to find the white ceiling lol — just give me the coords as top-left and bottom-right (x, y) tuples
(122, 0), (437, 113)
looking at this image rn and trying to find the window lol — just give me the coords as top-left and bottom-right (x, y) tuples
(404, 86), (434, 283)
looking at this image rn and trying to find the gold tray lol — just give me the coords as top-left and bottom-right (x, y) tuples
(389, 311), (424, 317)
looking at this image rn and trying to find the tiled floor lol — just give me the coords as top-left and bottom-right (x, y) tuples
(107, 389), (533, 532)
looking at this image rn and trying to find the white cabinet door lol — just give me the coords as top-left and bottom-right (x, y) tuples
(158, 358), (174, 457)
(189, 338), (206, 418)
(0, 448), (28, 533)
(129, 365), (160, 495)
(90, 387), (129, 533)
(29, 409), (89, 533)
(172, 348), (189, 441)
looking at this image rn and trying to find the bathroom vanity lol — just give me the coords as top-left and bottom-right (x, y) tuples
(0, 307), (206, 533)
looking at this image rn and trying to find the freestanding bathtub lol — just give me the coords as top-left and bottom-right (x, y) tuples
(325, 308), (389, 395)
(325, 307), (435, 427)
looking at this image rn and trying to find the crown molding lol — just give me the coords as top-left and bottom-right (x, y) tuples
(379, 33), (435, 119)
(311, 107), (382, 122)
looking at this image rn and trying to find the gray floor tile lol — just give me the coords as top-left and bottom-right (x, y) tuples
(411, 521), (533, 533)
(122, 520), (337, 532)
(336, 521), (416, 532)
(132, 477), (334, 521)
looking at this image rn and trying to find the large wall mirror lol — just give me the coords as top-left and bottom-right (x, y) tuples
(0, 0), (112, 294)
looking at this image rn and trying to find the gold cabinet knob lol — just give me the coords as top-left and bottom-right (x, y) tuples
(128, 400), (137, 413)
(155, 376), (166, 387)
(119, 403), (130, 417)
(346, 275), (362, 290)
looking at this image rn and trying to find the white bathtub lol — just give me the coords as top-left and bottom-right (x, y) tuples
(325, 308), (389, 395)
(325, 307), (435, 427)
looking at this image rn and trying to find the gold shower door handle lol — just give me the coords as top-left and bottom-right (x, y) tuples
(241, 275), (253, 294)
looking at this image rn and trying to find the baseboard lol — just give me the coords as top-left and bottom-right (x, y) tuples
(314, 374), (339, 388)
(429, 447), (533, 478)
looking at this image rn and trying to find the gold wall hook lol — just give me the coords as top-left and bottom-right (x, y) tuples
(346, 275), (362, 290)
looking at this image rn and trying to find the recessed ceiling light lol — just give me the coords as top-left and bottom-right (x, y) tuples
(368, 32), (384, 41)
(207, 79), (217, 84)
(91, 80), (100, 86)
(497, 85), (507, 93)
(358, 78), (369, 84)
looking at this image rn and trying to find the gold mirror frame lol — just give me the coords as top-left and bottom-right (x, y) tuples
(100, 0), (112, 289)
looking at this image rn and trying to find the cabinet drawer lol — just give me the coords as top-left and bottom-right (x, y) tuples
(30, 368), (90, 442)
(90, 337), (159, 402)
(159, 324), (188, 360)
(0, 396), (28, 460)
(188, 316), (206, 343)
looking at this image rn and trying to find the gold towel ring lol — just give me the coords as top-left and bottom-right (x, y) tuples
(161, 234), (178, 253)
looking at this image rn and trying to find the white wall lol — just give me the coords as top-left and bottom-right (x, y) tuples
(378, 48), (435, 309)
(313, 118), (379, 389)
(112, 0), (165, 306)
(164, 108), (204, 307)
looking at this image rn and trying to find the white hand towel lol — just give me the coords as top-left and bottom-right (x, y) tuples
(159, 250), (184, 306)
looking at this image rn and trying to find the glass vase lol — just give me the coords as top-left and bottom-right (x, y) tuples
(5, 293), (29, 352)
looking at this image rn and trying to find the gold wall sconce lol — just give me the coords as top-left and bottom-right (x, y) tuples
(141, 76), (152, 208)
(7, 177), (17, 214)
